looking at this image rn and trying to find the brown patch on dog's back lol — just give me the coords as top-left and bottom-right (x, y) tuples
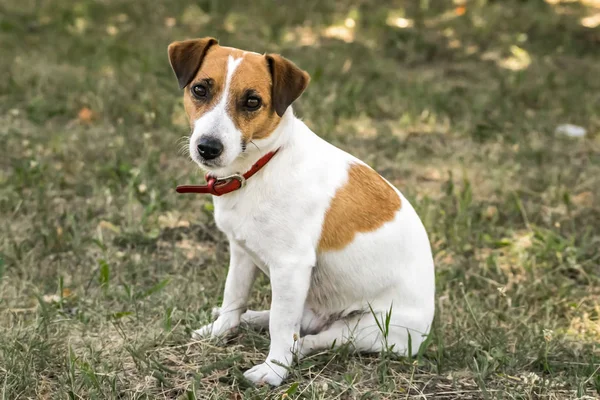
(318, 163), (401, 252)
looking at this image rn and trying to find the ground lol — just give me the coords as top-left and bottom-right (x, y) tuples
(1, 0), (600, 399)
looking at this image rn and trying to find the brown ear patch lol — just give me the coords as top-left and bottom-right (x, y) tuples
(318, 163), (402, 252)
(266, 54), (310, 117)
(168, 37), (218, 89)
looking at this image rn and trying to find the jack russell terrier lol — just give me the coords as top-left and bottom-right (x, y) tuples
(168, 37), (435, 386)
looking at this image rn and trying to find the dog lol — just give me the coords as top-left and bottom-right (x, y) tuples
(168, 37), (435, 386)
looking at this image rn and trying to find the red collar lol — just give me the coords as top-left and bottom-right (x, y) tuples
(176, 149), (279, 196)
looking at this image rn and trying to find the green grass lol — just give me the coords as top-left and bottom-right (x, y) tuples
(1, 0), (600, 398)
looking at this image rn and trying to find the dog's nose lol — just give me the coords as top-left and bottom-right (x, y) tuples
(197, 137), (224, 160)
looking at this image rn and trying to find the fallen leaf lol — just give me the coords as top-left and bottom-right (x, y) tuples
(106, 25), (118, 36)
(164, 17), (176, 27)
(78, 107), (95, 124)
(42, 294), (60, 303)
(571, 191), (594, 207)
(485, 205), (498, 219)
(98, 220), (121, 234)
(158, 212), (190, 229)
(420, 168), (442, 181)
(514, 231), (533, 250)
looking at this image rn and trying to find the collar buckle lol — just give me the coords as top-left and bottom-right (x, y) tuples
(216, 173), (246, 189)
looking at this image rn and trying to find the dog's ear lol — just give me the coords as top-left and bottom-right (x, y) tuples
(265, 54), (310, 117)
(168, 37), (218, 89)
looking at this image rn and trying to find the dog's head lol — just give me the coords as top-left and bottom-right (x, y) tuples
(168, 37), (310, 170)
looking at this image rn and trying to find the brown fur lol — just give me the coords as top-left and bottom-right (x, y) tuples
(168, 38), (309, 142)
(181, 46), (236, 125)
(168, 38), (217, 89)
(266, 54), (310, 117)
(318, 164), (402, 252)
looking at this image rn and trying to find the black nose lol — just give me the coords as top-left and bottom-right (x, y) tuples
(197, 137), (224, 160)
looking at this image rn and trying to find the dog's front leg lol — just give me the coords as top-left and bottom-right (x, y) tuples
(193, 241), (256, 339)
(243, 261), (312, 386)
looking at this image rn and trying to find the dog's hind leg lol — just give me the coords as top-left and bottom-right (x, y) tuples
(240, 310), (270, 329)
(241, 307), (327, 335)
(298, 309), (429, 358)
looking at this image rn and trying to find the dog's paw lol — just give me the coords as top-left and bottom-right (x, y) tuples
(243, 361), (288, 386)
(192, 316), (237, 340)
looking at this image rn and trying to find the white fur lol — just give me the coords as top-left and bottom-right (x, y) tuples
(189, 56), (244, 169)
(188, 56), (435, 386)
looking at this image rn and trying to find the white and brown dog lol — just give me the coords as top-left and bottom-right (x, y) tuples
(168, 37), (435, 386)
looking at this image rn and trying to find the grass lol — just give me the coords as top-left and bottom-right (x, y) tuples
(1, 0), (600, 398)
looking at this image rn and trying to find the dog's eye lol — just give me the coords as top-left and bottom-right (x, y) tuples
(191, 84), (207, 99)
(245, 96), (261, 111)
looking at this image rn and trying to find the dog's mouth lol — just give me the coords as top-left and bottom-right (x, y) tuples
(190, 149), (222, 169)
(199, 158), (220, 168)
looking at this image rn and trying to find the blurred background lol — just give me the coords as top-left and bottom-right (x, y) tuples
(1, 0), (599, 398)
